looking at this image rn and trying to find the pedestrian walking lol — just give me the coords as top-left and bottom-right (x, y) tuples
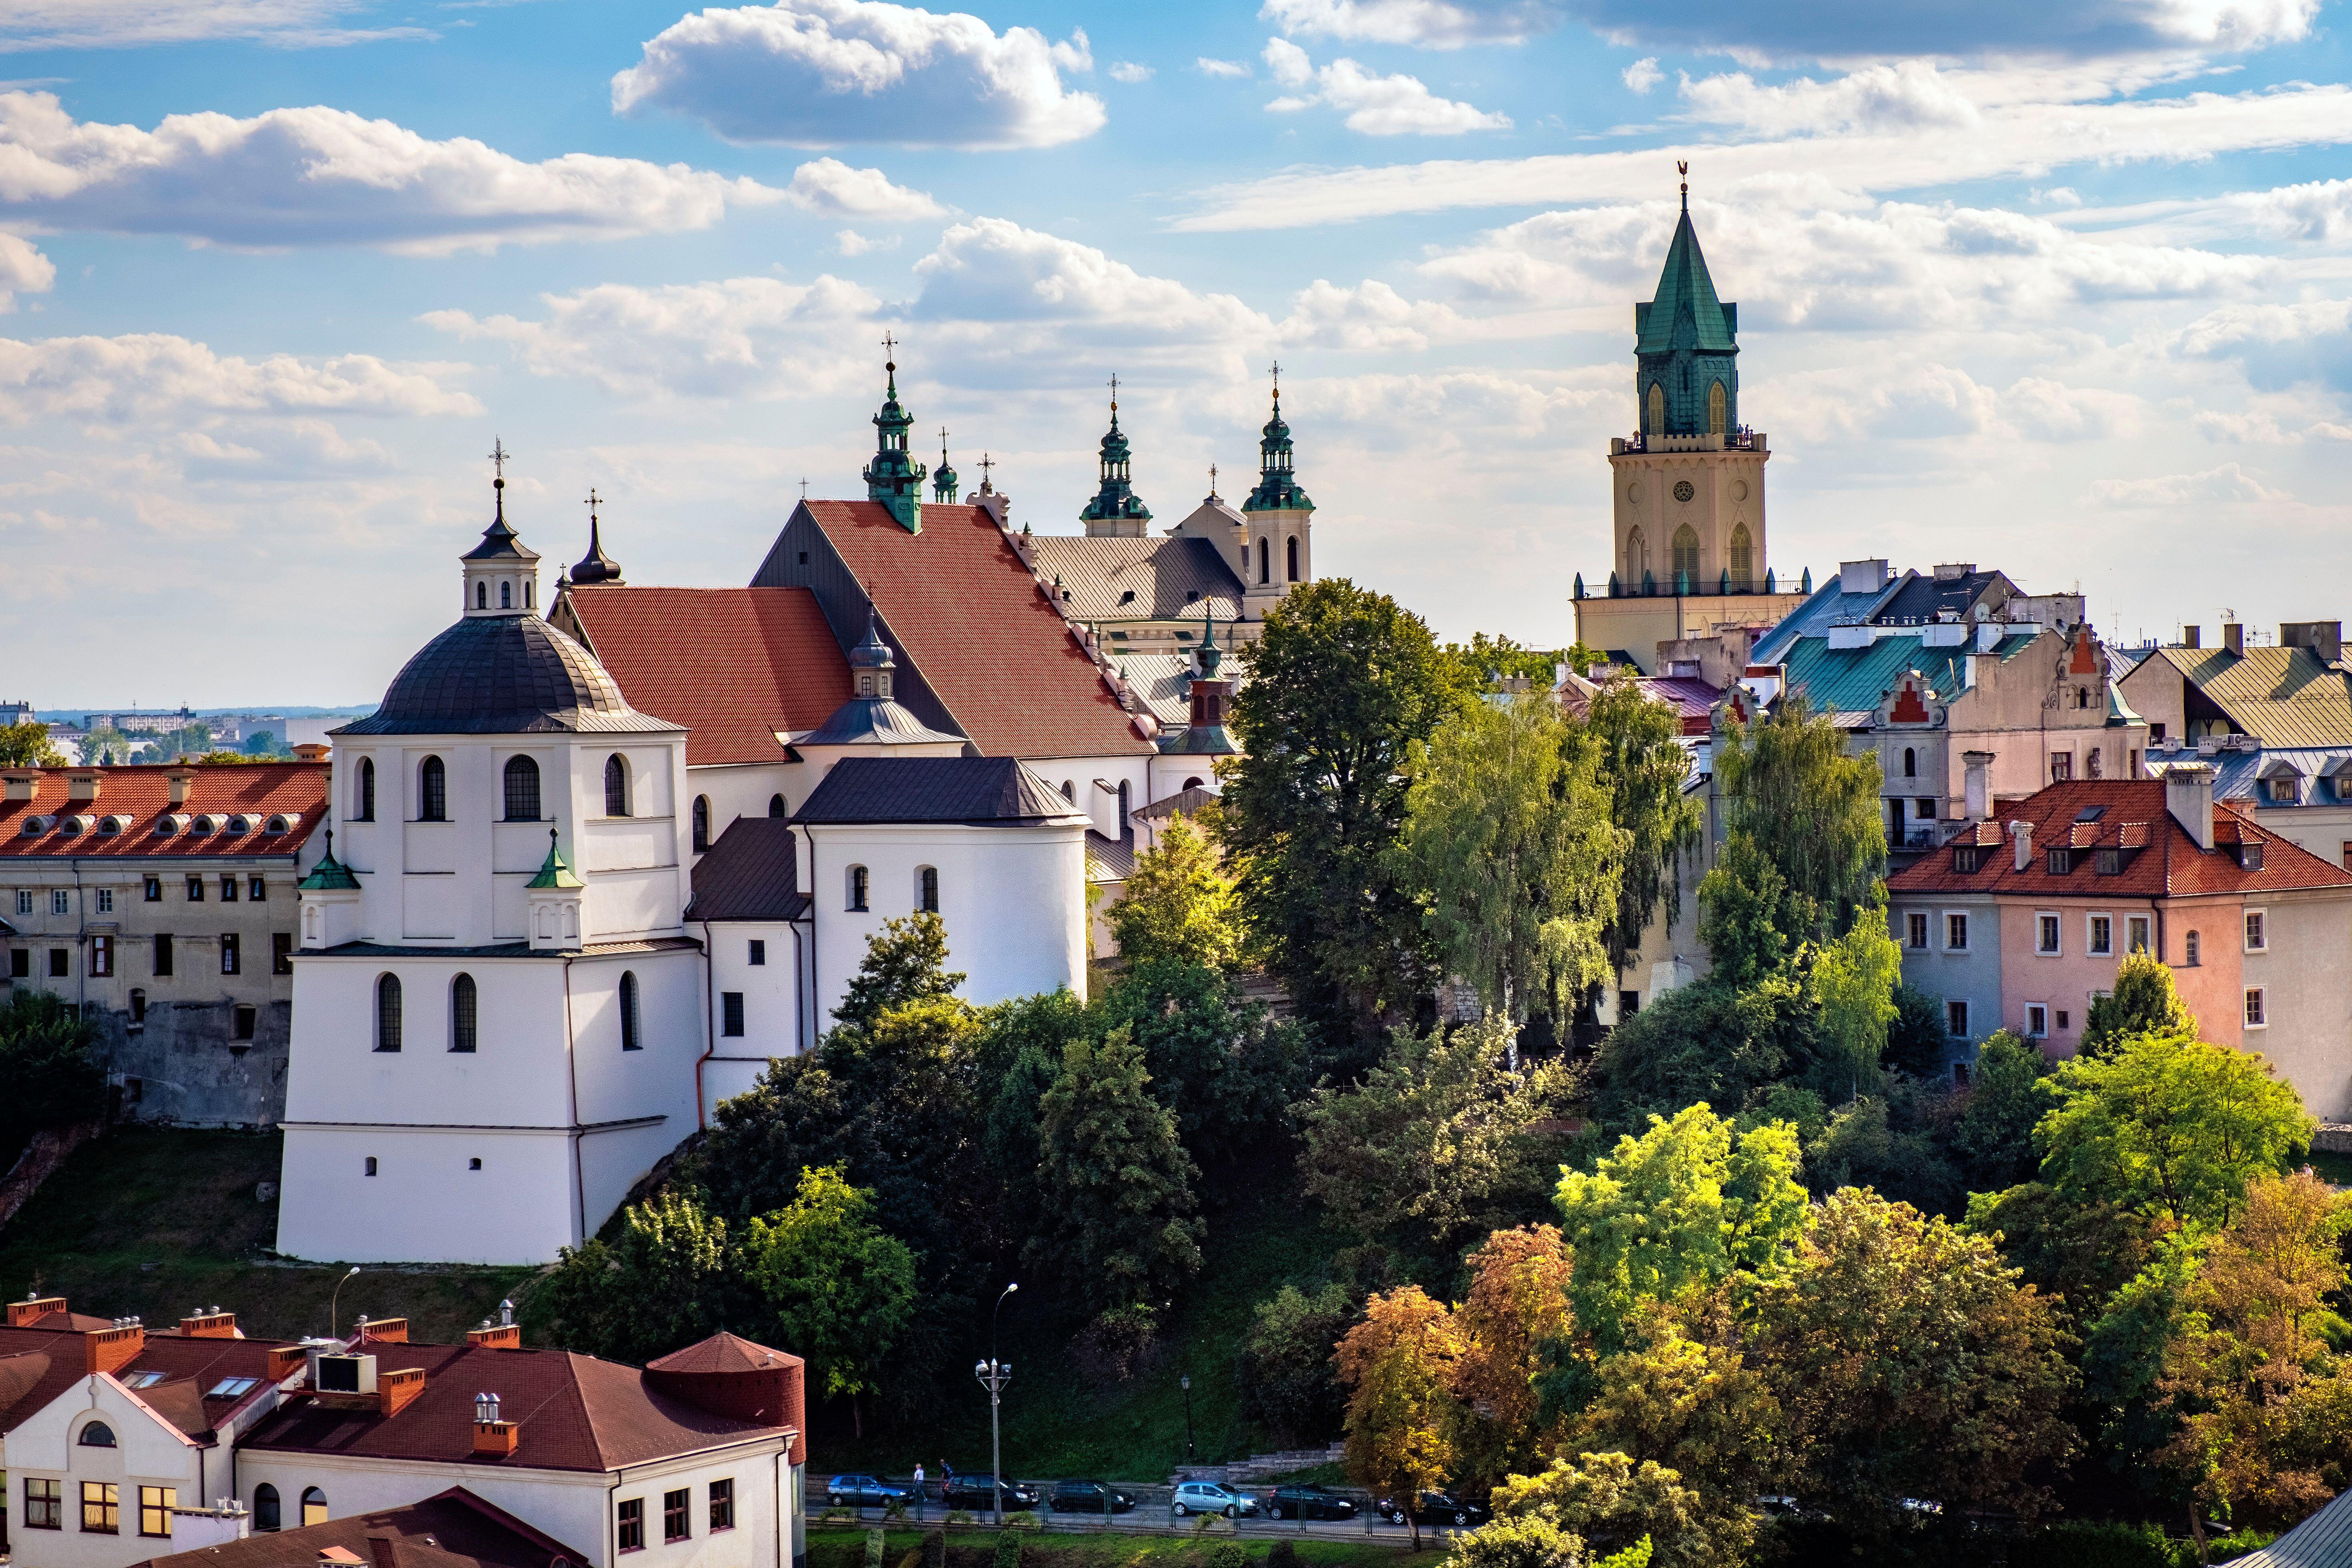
(913, 1463), (926, 1519)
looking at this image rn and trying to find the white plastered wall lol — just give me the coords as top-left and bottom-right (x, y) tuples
(6, 1374), (213, 1568)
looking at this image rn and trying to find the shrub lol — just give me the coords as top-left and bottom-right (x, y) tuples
(1265, 1541), (1297, 1568)
(923, 1531), (946, 1568)
(945, 1512), (974, 1528)
(992, 1531), (1022, 1568)
(1210, 1543), (1248, 1568)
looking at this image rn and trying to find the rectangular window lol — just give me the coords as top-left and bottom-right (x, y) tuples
(8, 948), (26, 978)
(2245, 910), (2267, 952)
(221, 933), (241, 976)
(95, 888), (114, 914)
(220, 874), (237, 902)
(2343, 841), (2352, 872)
(91, 934), (113, 977)
(747, 939), (766, 966)
(2088, 915), (2113, 956)
(249, 876), (266, 901)
(2246, 988), (2267, 1028)
(26, 1477), (62, 1529)
(1905, 912), (1928, 950)
(2057, 1009), (2070, 1031)
(144, 876), (162, 903)
(2038, 914), (2060, 954)
(1946, 912), (1969, 951)
(273, 932), (294, 975)
(2127, 916), (2151, 954)
(83, 1481), (119, 1534)
(50, 889), (68, 915)
(2096, 848), (2122, 875)
(2050, 752), (2072, 782)
(722, 992), (745, 1037)
(1947, 999), (1971, 1038)
(1951, 846), (1984, 873)
(186, 876), (203, 902)
(2046, 848), (2072, 875)
(664, 1489), (690, 1543)
(1915, 797), (1937, 820)
(709, 1480), (734, 1532)
(154, 934), (173, 977)
(48, 947), (67, 978)
(139, 1486), (177, 1538)
(13, 889), (28, 915)
(2026, 1004), (2048, 1038)
(1618, 990), (1639, 1019)
(235, 1004), (256, 1041)
(618, 1498), (645, 1553)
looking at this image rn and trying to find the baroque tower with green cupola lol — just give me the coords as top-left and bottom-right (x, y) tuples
(1238, 365), (1313, 614)
(863, 340), (927, 533)
(1079, 377), (1153, 537)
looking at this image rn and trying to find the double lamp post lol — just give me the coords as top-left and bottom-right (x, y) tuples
(972, 1282), (1018, 1525)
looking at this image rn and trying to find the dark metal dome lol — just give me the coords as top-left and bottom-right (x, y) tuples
(338, 615), (672, 736)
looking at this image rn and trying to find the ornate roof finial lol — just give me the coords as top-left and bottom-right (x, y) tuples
(978, 451), (995, 494)
(489, 437), (510, 519)
(882, 332), (899, 393)
(572, 485), (622, 585)
(799, 477), (809, 501)
(1108, 371), (1121, 424)
(1209, 462), (1218, 498)
(1270, 360), (1281, 406)
(1677, 159), (1688, 211)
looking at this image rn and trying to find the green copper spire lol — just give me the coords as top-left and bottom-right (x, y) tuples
(1078, 373), (1153, 529)
(296, 827), (361, 891)
(1242, 361), (1313, 513)
(862, 334), (926, 533)
(527, 827), (583, 890)
(1633, 164), (1739, 440)
(1198, 605), (1221, 676)
(931, 427), (960, 504)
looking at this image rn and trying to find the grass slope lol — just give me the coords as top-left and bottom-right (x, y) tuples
(0, 1127), (531, 1341)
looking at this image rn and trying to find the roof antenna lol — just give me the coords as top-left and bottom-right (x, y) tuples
(1677, 159), (1689, 211)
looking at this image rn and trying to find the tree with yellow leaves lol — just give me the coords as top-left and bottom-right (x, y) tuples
(1335, 1286), (1463, 1550)
(1449, 1225), (1573, 1496)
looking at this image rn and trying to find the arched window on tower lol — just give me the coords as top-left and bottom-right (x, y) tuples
(1257, 537), (1270, 585)
(356, 757), (375, 821)
(692, 795), (711, 853)
(1728, 523), (1753, 590)
(418, 756), (447, 822)
(618, 972), (640, 1050)
(450, 973), (477, 1053)
(500, 581), (512, 610)
(1286, 536), (1299, 582)
(604, 755), (630, 817)
(1672, 525), (1700, 586)
(1626, 526), (1648, 582)
(1903, 748), (1917, 778)
(375, 974), (402, 1052)
(1646, 382), (1666, 435)
(1707, 380), (1726, 435)
(503, 755), (540, 821)
(476, 582), (488, 610)
(768, 794), (787, 818)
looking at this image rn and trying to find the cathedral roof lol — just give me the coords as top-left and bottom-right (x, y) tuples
(686, 819), (810, 922)
(340, 615), (670, 737)
(1636, 207), (1736, 356)
(795, 756), (1090, 827)
(1024, 536), (1245, 623)
(797, 696), (966, 748)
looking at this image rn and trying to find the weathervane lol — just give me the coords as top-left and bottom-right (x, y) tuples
(1677, 159), (1689, 210)
(1108, 372), (1119, 417)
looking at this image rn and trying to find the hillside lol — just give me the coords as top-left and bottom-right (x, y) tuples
(0, 1127), (533, 1340)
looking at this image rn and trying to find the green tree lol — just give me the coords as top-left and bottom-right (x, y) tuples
(80, 723), (131, 765)
(835, 912), (966, 1029)
(524, 1188), (738, 1364)
(1808, 917), (1901, 1096)
(1803, 1094), (1960, 1217)
(1952, 1030), (2050, 1192)
(1218, 578), (1472, 1069)
(1029, 1025), (1204, 1322)
(1881, 982), (1948, 1078)
(2079, 950), (2196, 1059)
(1440, 632), (1599, 691)
(1589, 975), (1813, 1134)
(1106, 816), (1237, 969)
(1488, 1453), (1735, 1568)
(1236, 1281), (1359, 1447)
(0, 719), (65, 767)
(742, 1165), (918, 1437)
(1336, 1285), (1463, 1550)
(0, 991), (104, 1153)
(1090, 958), (1302, 1169)
(2038, 1030), (2313, 1230)
(1298, 1014), (1576, 1257)
(1965, 1182), (2162, 1326)
(1583, 678), (1703, 978)
(1691, 837), (1791, 991)
(1398, 694), (1624, 1025)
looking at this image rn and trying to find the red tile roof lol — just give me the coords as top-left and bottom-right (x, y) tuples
(0, 1324), (300, 1439)
(644, 1330), (795, 1377)
(802, 501), (1155, 760)
(0, 764), (325, 860)
(558, 587), (852, 767)
(131, 1487), (588, 1568)
(1887, 779), (2352, 899)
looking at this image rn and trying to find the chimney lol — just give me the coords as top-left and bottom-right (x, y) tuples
(179, 1308), (238, 1339)
(2, 771), (37, 802)
(8, 1292), (66, 1327)
(2222, 620), (2243, 656)
(465, 1321), (521, 1350)
(1839, 559), (1889, 596)
(86, 1321), (145, 1376)
(2280, 621), (2343, 664)
(377, 1365), (427, 1418)
(66, 771), (99, 801)
(292, 743), (330, 763)
(2010, 819), (2034, 872)
(358, 1317), (408, 1345)
(168, 771), (194, 806)
(2167, 763), (2216, 851)
(2183, 624), (2201, 649)
(472, 1391), (518, 1457)
(1963, 752), (1994, 821)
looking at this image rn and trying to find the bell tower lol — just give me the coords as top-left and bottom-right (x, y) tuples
(1239, 362), (1313, 615)
(862, 337), (926, 533)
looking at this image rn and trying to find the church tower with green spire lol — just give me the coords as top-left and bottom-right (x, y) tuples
(863, 338), (927, 533)
(1079, 375), (1153, 537)
(1239, 363), (1313, 614)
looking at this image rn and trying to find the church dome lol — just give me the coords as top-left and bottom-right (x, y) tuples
(340, 614), (660, 736)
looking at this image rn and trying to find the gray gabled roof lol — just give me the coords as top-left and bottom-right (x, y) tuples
(686, 819), (811, 922)
(2225, 1486), (2352, 1568)
(794, 757), (1090, 827)
(1025, 535), (1245, 622)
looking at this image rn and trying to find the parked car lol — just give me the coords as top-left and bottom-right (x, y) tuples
(1048, 1479), (1136, 1514)
(827, 1475), (910, 1509)
(1376, 1491), (1489, 1528)
(1264, 1484), (1356, 1522)
(942, 1475), (1040, 1512)
(1170, 1481), (1259, 1518)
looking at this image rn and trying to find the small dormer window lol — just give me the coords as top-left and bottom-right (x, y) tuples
(2266, 776), (2297, 803)
(859, 674), (876, 698)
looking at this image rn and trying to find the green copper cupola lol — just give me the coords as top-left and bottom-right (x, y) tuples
(1634, 167), (1738, 441)
(862, 336), (927, 533)
(931, 427), (959, 504)
(1078, 374), (1153, 536)
(1243, 364), (1313, 514)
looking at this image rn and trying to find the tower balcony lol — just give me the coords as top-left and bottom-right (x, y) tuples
(1610, 429), (1768, 455)
(1573, 564), (1812, 601)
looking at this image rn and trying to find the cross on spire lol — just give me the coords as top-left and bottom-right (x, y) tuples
(1108, 372), (1119, 416)
(881, 332), (898, 365)
(799, 478), (809, 500)
(1677, 158), (1688, 210)
(940, 425), (950, 458)
(583, 487), (601, 517)
(1209, 463), (1218, 496)
(489, 438), (509, 481)
(979, 452), (994, 485)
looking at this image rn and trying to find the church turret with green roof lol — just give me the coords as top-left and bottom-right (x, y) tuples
(932, 427), (960, 504)
(1635, 175), (1740, 440)
(1079, 376), (1153, 537)
(1238, 364), (1312, 614)
(862, 338), (927, 533)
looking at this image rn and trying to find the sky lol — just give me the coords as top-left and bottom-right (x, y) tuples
(8, 0), (2352, 707)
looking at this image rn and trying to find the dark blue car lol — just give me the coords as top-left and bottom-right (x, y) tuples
(827, 1475), (911, 1509)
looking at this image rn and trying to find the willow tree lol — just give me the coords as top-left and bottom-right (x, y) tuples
(1582, 677), (1704, 976)
(1399, 694), (1626, 1026)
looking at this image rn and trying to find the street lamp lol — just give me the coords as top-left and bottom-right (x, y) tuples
(329, 1266), (360, 1339)
(975, 1283), (1018, 1526)
(1179, 1374), (1195, 1462)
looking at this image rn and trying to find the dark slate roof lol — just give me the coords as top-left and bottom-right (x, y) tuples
(1868, 569), (2014, 628)
(1024, 535), (1245, 622)
(130, 1488), (587, 1568)
(686, 819), (811, 922)
(794, 757), (1090, 827)
(1088, 827), (1135, 882)
(340, 616), (678, 738)
(1133, 784), (1218, 822)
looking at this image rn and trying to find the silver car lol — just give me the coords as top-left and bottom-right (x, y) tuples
(1170, 1481), (1258, 1518)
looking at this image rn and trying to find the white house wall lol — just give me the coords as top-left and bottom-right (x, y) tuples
(698, 918), (807, 1118)
(1029, 755), (1149, 839)
(6, 1375), (217, 1568)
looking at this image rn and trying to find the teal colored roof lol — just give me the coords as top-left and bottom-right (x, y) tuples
(1780, 632), (2037, 718)
(527, 831), (583, 890)
(297, 853), (360, 892)
(1636, 209), (1735, 355)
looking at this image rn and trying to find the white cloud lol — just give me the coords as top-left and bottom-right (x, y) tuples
(2090, 461), (2287, 506)
(1674, 62), (1981, 137)
(1620, 57), (1659, 94)
(1261, 38), (1510, 135)
(0, 231), (50, 309)
(0, 0), (429, 51)
(1109, 61), (1153, 83)
(1277, 278), (1473, 350)
(0, 92), (781, 255)
(610, 0), (1106, 150)
(1545, 0), (2320, 63)
(783, 157), (944, 220)
(1260, 0), (1568, 48)
(1195, 56), (1251, 77)
(0, 332), (477, 424)
(2169, 297), (2352, 391)
(835, 227), (900, 254)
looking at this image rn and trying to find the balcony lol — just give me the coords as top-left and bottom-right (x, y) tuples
(1610, 428), (1769, 455)
(1573, 566), (1810, 600)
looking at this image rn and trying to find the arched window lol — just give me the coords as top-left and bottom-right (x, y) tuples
(1646, 382), (1666, 434)
(79, 1421), (116, 1447)
(768, 794), (787, 818)
(356, 757), (377, 821)
(476, 582), (488, 609)
(525, 581), (534, 609)
(418, 756), (447, 822)
(364, 1156), (377, 1176)
(2185, 930), (2201, 965)
(1183, 775), (1203, 791)
(1117, 779), (1131, 831)
(1060, 780), (1075, 802)
(1728, 523), (1753, 589)
(1671, 525), (1700, 584)
(1903, 748), (1916, 778)
(450, 973), (477, 1053)
(254, 1485), (281, 1534)
(604, 754), (630, 817)
(301, 1489), (327, 1529)
(375, 974), (402, 1051)
(1286, 536), (1299, 582)
(918, 866), (939, 913)
(848, 866), (869, 912)
(1707, 380), (1726, 435)
(1625, 526), (1647, 581)
(692, 795), (711, 853)
(1257, 537), (1270, 585)
(618, 972), (640, 1051)
(503, 755), (540, 821)
(500, 580), (512, 610)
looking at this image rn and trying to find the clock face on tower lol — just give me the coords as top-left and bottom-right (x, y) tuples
(1672, 479), (1695, 503)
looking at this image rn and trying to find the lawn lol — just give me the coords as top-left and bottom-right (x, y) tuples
(2306, 1148), (2352, 1188)
(0, 1126), (533, 1341)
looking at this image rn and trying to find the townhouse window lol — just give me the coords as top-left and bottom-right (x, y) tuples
(250, 876), (266, 900)
(376, 973), (402, 1051)
(2050, 752), (2072, 782)
(82, 1481), (119, 1534)
(620, 971), (641, 1050)
(301, 1489), (327, 1528)
(140, 1485), (177, 1538)
(80, 1420), (116, 1447)
(1946, 912), (1969, 951)
(2088, 915), (2113, 956)
(419, 756), (448, 822)
(2186, 930), (2201, 966)
(144, 876), (162, 902)
(221, 933), (241, 975)
(451, 973), (478, 1053)
(722, 992), (745, 1037)
(95, 887), (114, 914)
(234, 1004), (256, 1041)
(26, 1476), (62, 1529)
(1905, 912), (1928, 950)
(154, 934), (173, 976)
(2057, 1009), (2070, 1031)
(2245, 988), (2267, 1028)
(50, 888), (68, 915)
(709, 1480), (734, 1532)
(748, 939), (766, 966)
(8, 949), (26, 978)
(13, 890), (28, 916)
(2096, 848), (2122, 875)
(1951, 846), (1984, 872)
(1902, 747), (1915, 778)
(1916, 797), (1936, 820)
(91, 934), (113, 977)
(618, 1498), (645, 1553)
(1618, 990), (1640, 1019)
(1947, 999), (1971, 1038)
(48, 947), (68, 977)
(221, 874), (238, 902)
(187, 875), (203, 901)
(2245, 910), (2267, 952)
(273, 932), (294, 975)
(365, 1157), (377, 1176)
(2026, 1004), (2048, 1038)
(2038, 914), (2060, 955)
(2343, 841), (2352, 872)
(129, 988), (146, 1023)
(2267, 776), (2297, 803)
(664, 1488), (691, 1543)
(2127, 916), (2151, 954)
(254, 1485), (280, 1533)
(2046, 849), (2072, 875)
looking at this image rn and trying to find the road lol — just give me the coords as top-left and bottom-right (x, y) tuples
(807, 1481), (1472, 1544)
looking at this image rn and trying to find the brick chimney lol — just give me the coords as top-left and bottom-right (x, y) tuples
(2010, 819), (2034, 872)
(179, 1309), (238, 1339)
(358, 1317), (408, 1345)
(376, 1365), (427, 1418)
(266, 1345), (310, 1384)
(2183, 624), (2201, 649)
(2, 771), (38, 803)
(2167, 763), (2216, 851)
(66, 771), (99, 801)
(86, 1321), (145, 1376)
(2222, 620), (2244, 656)
(465, 1322), (521, 1350)
(168, 771), (194, 806)
(8, 1293), (66, 1327)
(292, 743), (330, 763)
(1963, 752), (1994, 822)
(2281, 620), (2342, 664)
(472, 1391), (517, 1457)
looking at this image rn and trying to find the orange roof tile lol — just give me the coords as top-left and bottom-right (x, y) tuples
(0, 763), (324, 860)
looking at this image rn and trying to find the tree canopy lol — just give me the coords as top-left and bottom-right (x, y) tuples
(742, 1165), (918, 1425)
(0, 720), (65, 767)
(1106, 815), (1237, 969)
(1581, 678), (1703, 977)
(2078, 950), (2196, 1059)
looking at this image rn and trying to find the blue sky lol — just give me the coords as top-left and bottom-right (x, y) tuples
(8, 0), (2352, 704)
